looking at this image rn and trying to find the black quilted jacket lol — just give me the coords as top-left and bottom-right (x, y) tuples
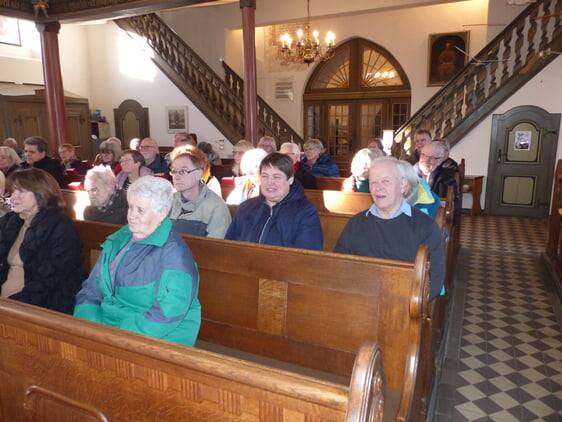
(0, 205), (86, 314)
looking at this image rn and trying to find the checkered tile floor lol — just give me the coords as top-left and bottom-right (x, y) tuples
(432, 215), (562, 422)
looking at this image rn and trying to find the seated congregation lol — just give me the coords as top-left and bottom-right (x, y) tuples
(0, 131), (463, 422)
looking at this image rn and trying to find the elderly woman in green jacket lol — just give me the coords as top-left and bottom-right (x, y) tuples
(74, 176), (201, 346)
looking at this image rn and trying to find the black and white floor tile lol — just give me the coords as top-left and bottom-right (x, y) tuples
(432, 215), (562, 422)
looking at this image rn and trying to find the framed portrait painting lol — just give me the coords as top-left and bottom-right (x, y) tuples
(166, 106), (188, 133)
(0, 17), (21, 46)
(427, 31), (470, 86)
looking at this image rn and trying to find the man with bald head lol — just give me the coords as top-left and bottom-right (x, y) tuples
(140, 137), (170, 178)
(334, 156), (445, 301)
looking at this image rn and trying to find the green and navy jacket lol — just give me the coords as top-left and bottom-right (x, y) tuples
(74, 217), (201, 346)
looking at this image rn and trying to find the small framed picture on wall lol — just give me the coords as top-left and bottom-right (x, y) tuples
(0, 17), (21, 46)
(427, 31), (470, 86)
(166, 106), (188, 133)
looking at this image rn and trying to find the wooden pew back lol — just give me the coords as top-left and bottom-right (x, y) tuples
(316, 177), (347, 191)
(73, 220), (431, 421)
(0, 298), (385, 422)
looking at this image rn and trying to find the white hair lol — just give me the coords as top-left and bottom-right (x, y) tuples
(351, 148), (384, 178)
(127, 176), (173, 214)
(85, 165), (116, 190)
(280, 142), (301, 155)
(240, 148), (268, 175)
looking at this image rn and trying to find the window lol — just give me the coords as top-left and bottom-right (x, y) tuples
(304, 38), (411, 159)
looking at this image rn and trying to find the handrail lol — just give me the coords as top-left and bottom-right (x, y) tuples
(394, 0), (562, 159)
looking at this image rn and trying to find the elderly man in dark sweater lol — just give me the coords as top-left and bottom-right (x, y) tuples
(334, 156), (445, 301)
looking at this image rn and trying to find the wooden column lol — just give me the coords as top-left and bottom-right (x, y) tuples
(240, 0), (258, 146)
(36, 22), (68, 152)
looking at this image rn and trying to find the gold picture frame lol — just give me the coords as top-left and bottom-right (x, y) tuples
(427, 31), (470, 86)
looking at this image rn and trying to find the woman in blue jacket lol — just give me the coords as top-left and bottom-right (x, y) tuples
(300, 138), (340, 177)
(226, 153), (323, 251)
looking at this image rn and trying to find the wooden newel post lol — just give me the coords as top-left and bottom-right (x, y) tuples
(36, 21), (68, 153)
(240, 0), (258, 146)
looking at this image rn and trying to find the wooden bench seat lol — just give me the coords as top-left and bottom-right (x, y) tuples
(73, 219), (432, 421)
(0, 298), (385, 422)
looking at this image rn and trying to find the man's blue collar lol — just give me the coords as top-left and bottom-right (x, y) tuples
(366, 199), (412, 219)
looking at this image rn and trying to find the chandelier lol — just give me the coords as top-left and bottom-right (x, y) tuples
(278, 0), (336, 65)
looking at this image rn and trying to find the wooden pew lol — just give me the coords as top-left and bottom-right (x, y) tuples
(221, 182), (372, 216)
(0, 298), (385, 422)
(73, 219), (432, 422)
(546, 159), (562, 298)
(305, 189), (372, 215)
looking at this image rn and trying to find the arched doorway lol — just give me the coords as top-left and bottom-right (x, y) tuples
(303, 38), (411, 161)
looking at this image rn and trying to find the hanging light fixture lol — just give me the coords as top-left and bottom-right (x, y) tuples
(278, 0), (336, 65)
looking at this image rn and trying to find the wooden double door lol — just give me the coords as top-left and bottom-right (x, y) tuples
(304, 98), (408, 160)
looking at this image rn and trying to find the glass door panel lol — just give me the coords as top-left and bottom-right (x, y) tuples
(327, 104), (350, 158)
(359, 102), (383, 147)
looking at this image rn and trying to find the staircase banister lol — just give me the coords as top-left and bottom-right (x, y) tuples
(394, 0), (553, 149)
(222, 60), (304, 146)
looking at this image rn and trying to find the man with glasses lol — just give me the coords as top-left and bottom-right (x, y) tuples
(139, 137), (170, 179)
(168, 146), (231, 238)
(416, 141), (459, 222)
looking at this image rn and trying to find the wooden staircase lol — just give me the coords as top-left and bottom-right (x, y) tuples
(116, 0), (562, 152)
(115, 13), (303, 146)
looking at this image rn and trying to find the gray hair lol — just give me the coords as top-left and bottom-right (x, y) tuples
(303, 138), (325, 154)
(99, 139), (123, 160)
(0, 146), (21, 166)
(127, 176), (173, 214)
(433, 138), (451, 152)
(84, 165), (117, 190)
(425, 141), (446, 158)
(280, 142), (301, 155)
(258, 135), (277, 152)
(396, 160), (420, 204)
(370, 156), (410, 180)
(351, 148), (384, 178)
(24, 136), (49, 153)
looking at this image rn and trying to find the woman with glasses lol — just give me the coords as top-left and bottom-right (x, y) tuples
(224, 140), (252, 178)
(94, 138), (123, 176)
(300, 138), (340, 177)
(83, 166), (128, 225)
(169, 146), (231, 238)
(116, 149), (154, 190)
